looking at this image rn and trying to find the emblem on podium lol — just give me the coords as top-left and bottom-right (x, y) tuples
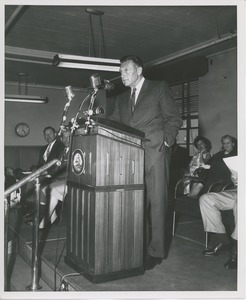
(72, 149), (85, 175)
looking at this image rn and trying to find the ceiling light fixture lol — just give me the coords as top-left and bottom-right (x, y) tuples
(5, 94), (49, 104)
(5, 73), (49, 104)
(53, 8), (120, 72)
(53, 54), (120, 72)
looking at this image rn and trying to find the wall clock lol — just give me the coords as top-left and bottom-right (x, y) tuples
(15, 122), (30, 137)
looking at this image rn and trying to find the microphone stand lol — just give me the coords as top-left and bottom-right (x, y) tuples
(58, 86), (75, 136)
(26, 176), (42, 291)
(70, 88), (98, 134)
(84, 88), (98, 134)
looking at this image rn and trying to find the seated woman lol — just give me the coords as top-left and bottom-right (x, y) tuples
(183, 136), (212, 196)
(203, 134), (237, 191)
(185, 136), (212, 176)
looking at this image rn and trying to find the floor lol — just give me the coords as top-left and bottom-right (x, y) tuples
(4, 201), (241, 300)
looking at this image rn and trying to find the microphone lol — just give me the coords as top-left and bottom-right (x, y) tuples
(65, 86), (75, 99)
(84, 106), (105, 116)
(90, 73), (101, 90)
(93, 106), (105, 115)
(90, 74), (114, 91)
(102, 79), (114, 91)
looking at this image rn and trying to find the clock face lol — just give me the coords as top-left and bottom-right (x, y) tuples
(15, 122), (30, 137)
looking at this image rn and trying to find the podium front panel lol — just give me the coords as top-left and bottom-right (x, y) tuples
(68, 133), (144, 187)
(65, 185), (144, 282)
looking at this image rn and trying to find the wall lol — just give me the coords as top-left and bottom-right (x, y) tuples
(4, 84), (106, 169)
(4, 48), (237, 167)
(5, 84), (106, 146)
(199, 48), (237, 153)
(4, 146), (42, 170)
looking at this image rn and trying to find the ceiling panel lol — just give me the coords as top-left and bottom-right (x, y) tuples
(5, 5), (237, 88)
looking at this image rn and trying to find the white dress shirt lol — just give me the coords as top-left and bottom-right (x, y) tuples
(43, 140), (56, 162)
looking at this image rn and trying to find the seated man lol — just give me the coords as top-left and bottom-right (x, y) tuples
(38, 126), (65, 170)
(23, 126), (65, 219)
(39, 129), (71, 229)
(199, 173), (237, 270)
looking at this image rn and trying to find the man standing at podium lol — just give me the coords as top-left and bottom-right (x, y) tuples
(109, 55), (182, 270)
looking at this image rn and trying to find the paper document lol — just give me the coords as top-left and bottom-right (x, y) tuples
(223, 156), (239, 177)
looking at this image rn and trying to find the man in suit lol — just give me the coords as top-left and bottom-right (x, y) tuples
(109, 55), (183, 270)
(39, 129), (71, 229)
(23, 126), (65, 222)
(38, 126), (65, 175)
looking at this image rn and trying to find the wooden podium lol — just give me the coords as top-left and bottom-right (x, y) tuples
(64, 118), (145, 283)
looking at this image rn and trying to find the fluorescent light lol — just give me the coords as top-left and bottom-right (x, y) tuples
(53, 54), (120, 72)
(5, 94), (49, 104)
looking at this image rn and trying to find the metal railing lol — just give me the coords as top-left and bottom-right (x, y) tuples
(4, 158), (60, 291)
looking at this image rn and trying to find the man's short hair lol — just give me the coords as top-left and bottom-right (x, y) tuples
(120, 55), (144, 68)
(43, 126), (56, 135)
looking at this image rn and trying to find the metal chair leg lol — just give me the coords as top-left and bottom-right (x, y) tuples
(205, 231), (208, 249)
(172, 211), (176, 236)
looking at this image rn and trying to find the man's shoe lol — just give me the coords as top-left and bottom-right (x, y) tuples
(144, 255), (162, 271)
(202, 243), (231, 257)
(224, 248), (237, 270)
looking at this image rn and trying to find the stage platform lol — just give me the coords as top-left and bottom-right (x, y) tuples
(6, 203), (237, 293)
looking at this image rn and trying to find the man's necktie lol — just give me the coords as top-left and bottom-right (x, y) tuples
(130, 88), (137, 113)
(44, 143), (52, 161)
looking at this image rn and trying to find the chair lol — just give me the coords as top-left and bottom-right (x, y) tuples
(172, 177), (235, 249)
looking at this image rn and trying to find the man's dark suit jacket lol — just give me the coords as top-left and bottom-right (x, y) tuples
(38, 139), (65, 175)
(109, 79), (183, 258)
(111, 79), (182, 147)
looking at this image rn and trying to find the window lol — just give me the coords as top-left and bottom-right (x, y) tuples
(171, 80), (199, 156)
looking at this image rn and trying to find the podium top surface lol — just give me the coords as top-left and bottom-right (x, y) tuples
(77, 118), (145, 139)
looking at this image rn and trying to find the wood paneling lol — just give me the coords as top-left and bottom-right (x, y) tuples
(66, 188), (144, 276)
(5, 146), (41, 170)
(65, 122), (145, 282)
(68, 128), (144, 187)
